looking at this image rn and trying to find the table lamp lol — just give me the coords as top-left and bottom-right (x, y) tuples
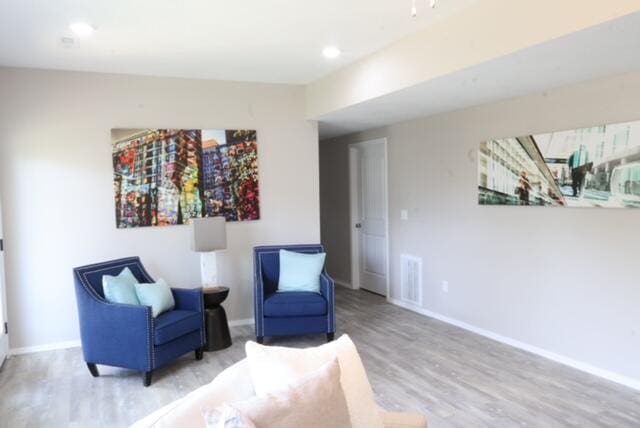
(190, 217), (227, 286)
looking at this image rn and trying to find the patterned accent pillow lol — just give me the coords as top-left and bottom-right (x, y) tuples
(202, 405), (256, 428)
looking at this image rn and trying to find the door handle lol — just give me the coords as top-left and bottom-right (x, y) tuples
(355, 223), (362, 229)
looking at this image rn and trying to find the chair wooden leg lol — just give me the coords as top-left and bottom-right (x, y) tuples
(86, 363), (99, 377)
(256, 336), (264, 344)
(195, 348), (204, 360)
(143, 371), (152, 387)
(326, 333), (335, 342)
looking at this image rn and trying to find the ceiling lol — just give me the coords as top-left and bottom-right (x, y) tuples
(0, 0), (476, 84)
(317, 12), (640, 139)
(3, 1), (639, 140)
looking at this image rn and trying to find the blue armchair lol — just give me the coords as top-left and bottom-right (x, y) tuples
(254, 245), (336, 343)
(73, 257), (205, 386)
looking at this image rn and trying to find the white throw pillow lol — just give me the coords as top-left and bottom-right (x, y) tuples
(244, 335), (384, 428)
(217, 359), (351, 428)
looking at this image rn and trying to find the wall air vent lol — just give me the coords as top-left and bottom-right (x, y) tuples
(400, 254), (422, 306)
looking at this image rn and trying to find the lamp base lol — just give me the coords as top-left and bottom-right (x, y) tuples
(200, 252), (218, 287)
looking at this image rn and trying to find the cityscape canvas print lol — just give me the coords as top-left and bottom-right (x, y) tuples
(478, 120), (640, 208)
(112, 128), (259, 228)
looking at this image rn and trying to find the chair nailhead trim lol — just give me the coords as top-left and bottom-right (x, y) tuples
(76, 257), (155, 371)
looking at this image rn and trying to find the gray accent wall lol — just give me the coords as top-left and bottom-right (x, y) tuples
(319, 72), (640, 383)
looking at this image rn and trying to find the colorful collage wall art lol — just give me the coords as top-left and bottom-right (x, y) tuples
(111, 128), (259, 228)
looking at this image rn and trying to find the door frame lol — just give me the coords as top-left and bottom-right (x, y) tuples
(348, 138), (390, 299)
(0, 194), (7, 367)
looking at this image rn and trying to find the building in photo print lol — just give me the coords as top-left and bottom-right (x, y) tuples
(112, 128), (259, 228)
(478, 120), (640, 208)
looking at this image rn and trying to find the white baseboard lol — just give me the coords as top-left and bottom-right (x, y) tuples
(9, 318), (255, 356)
(388, 298), (640, 392)
(228, 318), (254, 327)
(9, 340), (81, 356)
(0, 333), (8, 364)
(334, 279), (355, 289)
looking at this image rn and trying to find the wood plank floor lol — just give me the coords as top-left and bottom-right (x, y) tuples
(1, 288), (639, 427)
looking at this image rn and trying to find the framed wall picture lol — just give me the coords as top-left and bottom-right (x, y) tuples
(478, 120), (640, 208)
(112, 128), (259, 228)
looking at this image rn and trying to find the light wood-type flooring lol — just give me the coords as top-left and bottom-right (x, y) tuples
(0, 288), (638, 427)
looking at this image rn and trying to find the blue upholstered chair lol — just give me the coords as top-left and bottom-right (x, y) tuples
(254, 245), (336, 343)
(73, 257), (205, 386)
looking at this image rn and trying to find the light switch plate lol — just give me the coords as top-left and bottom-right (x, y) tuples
(400, 209), (409, 221)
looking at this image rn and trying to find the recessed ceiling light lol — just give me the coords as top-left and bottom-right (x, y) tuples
(322, 46), (341, 59)
(69, 22), (95, 37)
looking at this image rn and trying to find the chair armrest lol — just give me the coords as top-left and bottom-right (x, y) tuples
(319, 272), (334, 299)
(172, 287), (204, 312)
(255, 269), (266, 337)
(320, 272), (336, 333)
(78, 296), (153, 371)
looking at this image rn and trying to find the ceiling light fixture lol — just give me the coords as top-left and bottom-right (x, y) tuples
(322, 46), (341, 59)
(69, 22), (95, 37)
(411, 0), (437, 17)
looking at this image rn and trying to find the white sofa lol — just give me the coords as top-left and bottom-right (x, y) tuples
(132, 358), (427, 428)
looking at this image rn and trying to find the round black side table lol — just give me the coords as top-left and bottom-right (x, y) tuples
(203, 287), (232, 352)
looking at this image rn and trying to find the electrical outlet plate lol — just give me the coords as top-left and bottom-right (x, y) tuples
(442, 281), (449, 293)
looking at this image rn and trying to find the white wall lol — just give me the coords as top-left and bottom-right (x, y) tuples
(0, 67), (320, 350)
(320, 72), (640, 384)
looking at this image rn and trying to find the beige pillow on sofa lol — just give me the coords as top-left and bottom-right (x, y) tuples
(214, 358), (350, 428)
(245, 335), (384, 428)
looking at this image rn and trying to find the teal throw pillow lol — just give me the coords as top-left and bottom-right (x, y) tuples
(102, 267), (140, 305)
(135, 278), (175, 318)
(277, 249), (327, 293)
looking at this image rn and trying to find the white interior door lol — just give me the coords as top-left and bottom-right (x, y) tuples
(0, 195), (8, 366)
(350, 139), (388, 296)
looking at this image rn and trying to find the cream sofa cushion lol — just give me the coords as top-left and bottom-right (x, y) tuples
(131, 357), (427, 428)
(131, 359), (255, 428)
(223, 358), (351, 428)
(245, 335), (384, 428)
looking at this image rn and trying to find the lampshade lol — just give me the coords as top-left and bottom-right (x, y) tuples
(190, 217), (227, 252)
